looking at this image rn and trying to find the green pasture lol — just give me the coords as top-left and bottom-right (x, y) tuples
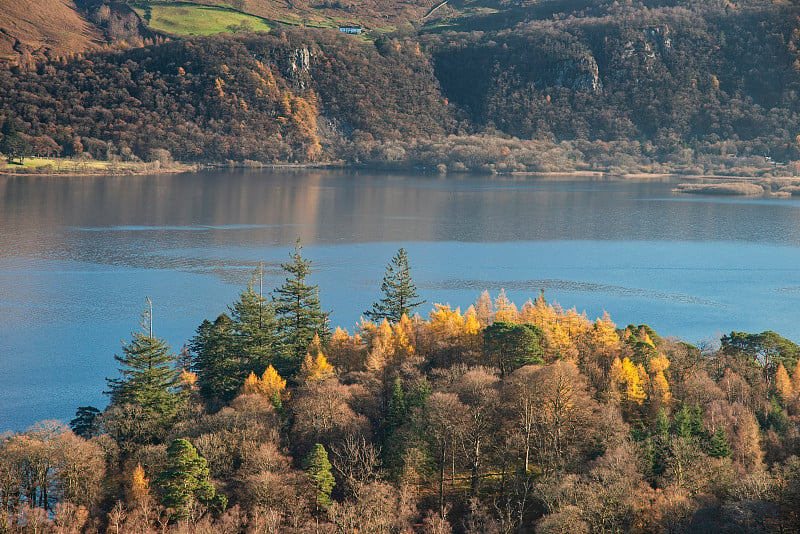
(134, 3), (271, 36)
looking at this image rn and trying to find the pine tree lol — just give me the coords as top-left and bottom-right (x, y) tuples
(192, 275), (279, 403)
(365, 247), (425, 323)
(708, 427), (732, 458)
(274, 240), (330, 375)
(106, 304), (179, 423)
(69, 406), (101, 438)
(387, 377), (407, 432)
(229, 279), (278, 372)
(190, 313), (239, 403)
(302, 443), (335, 509)
(158, 439), (219, 521)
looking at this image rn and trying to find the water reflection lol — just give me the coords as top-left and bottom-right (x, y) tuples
(3, 170), (800, 431)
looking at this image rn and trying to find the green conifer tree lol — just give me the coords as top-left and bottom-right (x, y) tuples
(190, 313), (238, 403)
(158, 439), (220, 520)
(302, 443), (335, 509)
(106, 303), (179, 423)
(708, 427), (732, 458)
(274, 240), (330, 375)
(365, 247), (425, 323)
(388, 377), (407, 432)
(69, 406), (101, 438)
(229, 279), (278, 371)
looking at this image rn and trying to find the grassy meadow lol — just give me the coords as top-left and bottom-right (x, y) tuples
(134, 3), (271, 36)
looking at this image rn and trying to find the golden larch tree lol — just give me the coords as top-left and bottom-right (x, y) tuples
(301, 351), (335, 382)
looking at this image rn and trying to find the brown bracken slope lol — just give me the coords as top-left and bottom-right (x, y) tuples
(0, 0), (100, 66)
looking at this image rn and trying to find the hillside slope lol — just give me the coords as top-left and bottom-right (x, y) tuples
(0, 0), (100, 65)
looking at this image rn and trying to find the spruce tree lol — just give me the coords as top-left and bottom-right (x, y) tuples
(302, 443), (335, 509)
(229, 279), (278, 371)
(190, 314), (239, 403)
(708, 427), (732, 458)
(274, 240), (330, 376)
(106, 304), (179, 423)
(365, 247), (425, 323)
(158, 439), (219, 520)
(192, 275), (279, 403)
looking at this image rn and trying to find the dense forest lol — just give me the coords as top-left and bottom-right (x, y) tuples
(2, 0), (800, 174)
(1, 245), (799, 533)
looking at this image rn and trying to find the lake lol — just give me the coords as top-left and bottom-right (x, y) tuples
(3, 169), (800, 431)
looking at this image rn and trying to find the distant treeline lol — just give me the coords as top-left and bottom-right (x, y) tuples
(1, 2), (800, 173)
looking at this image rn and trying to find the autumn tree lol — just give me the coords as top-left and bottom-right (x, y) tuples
(242, 365), (287, 407)
(450, 367), (500, 494)
(424, 392), (467, 514)
(274, 240), (331, 376)
(300, 351), (335, 382)
(365, 247), (425, 323)
(506, 362), (600, 475)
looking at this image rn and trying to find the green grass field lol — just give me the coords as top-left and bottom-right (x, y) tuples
(135, 3), (271, 36)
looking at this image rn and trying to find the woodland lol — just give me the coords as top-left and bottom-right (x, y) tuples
(1, 245), (799, 533)
(1, 0), (800, 175)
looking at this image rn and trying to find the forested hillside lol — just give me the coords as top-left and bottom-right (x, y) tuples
(1, 246), (799, 532)
(0, 30), (452, 164)
(1, 0), (799, 173)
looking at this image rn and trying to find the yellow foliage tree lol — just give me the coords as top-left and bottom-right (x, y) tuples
(392, 314), (416, 361)
(517, 290), (553, 329)
(463, 306), (481, 337)
(611, 357), (647, 404)
(178, 368), (198, 392)
(130, 463), (150, 504)
(494, 289), (518, 323)
(774, 362), (794, 407)
(327, 327), (367, 371)
(260, 365), (288, 402)
(648, 355), (672, 405)
(241, 366), (287, 406)
(301, 351), (335, 382)
(592, 312), (620, 352)
(474, 290), (494, 326)
(242, 371), (261, 395)
(428, 304), (464, 340)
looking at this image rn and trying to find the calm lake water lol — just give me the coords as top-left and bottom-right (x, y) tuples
(3, 169), (800, 431)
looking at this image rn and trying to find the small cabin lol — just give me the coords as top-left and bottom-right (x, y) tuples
(339, 25), (362, 34)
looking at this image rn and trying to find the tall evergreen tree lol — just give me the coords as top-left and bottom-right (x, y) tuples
(105, 304), (179, 423)
(191, 275), (279, 403)
(302, 443), (335, 509)
(190, 313), (238, 404)
(229, 279), (278, 372)
(158, 439), (220, 521)
(274, 240), (330, 376)
(365, 247), (425, 323)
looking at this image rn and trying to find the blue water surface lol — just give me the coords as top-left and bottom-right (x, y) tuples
(2, 170), (800, 431)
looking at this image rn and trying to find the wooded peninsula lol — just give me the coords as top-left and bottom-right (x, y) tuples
(1, 245), (799, 533)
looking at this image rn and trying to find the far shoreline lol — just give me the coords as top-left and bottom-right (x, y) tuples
(3, 156), (800, 182)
